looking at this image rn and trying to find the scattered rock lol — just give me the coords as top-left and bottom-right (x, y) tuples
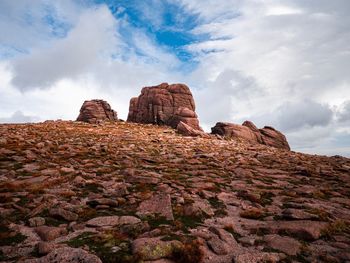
(35, 226), (66, 241)
(25, 247), (102, 263)
(86, 216), (119, 227)
(263, 234), (301, 256)
(37, 241), (56, 255)
(132, 237), (182, 261)
(176, 121), (208, 137)
(29, 217), (45, 227)
(49, 207), (78, 221)
(137, 193), (174, 220)
(233, 252), (285, 263)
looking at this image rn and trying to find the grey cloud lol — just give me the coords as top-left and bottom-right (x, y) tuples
(276, 100), (334, 132)
(337, 100), (350, 123)
(0, 111), (40, 123)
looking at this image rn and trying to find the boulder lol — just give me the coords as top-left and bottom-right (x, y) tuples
(211, 121), (290, 150)
(211, 122), (261, 144)
(259, 126), (290, 150)
(127, 83), (202, 131)
(177, 121), (209, 138)
(77, 99), (118, 124)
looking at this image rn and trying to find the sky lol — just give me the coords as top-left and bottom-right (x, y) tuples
(0, 0), (350, 157)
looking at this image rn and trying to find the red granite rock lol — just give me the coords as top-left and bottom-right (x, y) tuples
(127, 83), (202, 131)
(76, 99), (118, 124)
(177, 121), (209, 137)
(259, 126), (290, 150)
(211, 121), (290, 150)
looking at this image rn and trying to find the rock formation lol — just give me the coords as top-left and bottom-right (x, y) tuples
(127, 83), (202, 131)
(76, 100), (118, 124)
(212, 121), (290, 150)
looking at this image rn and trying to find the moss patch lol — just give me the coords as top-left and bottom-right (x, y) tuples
(66, 231), (136, 263)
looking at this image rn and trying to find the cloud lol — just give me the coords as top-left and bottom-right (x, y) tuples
(337, 100), (350, 123)
(0, 111), (39, 123)
(276, 100), (334, 132)
(10, 6), (118, 91)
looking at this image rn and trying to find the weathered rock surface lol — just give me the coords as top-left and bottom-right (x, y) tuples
(127, 83), (202, 131)
(76, 99), (118, 124)
(0, 121), (349, 263)
(212, 121), (290, 150)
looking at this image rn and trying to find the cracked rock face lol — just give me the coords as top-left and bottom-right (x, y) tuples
(76, 99), (118, 124)
(127, 83), (202, 131)
(212, 121), (290, 150)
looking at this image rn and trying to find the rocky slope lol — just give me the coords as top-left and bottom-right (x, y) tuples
(0, 121), (349, 263)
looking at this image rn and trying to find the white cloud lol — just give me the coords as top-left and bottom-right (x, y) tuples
(11, 6), (119, 91)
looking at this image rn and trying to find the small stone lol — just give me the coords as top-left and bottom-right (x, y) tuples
(132, 237), (182, 261)
(118, 216), (141, 225)
(25, 247), (102, 263)
(234, 252), (285, 263)
(37, 241), (55, 255)
(137, 193), (174, 220)
(35, 226), (66, 241)
(86, 216), (119, 227)
(263, 234), (301, 256)
(60, 167), (75, 173)
(49, 207), (78, 221)
(29, 217), (45, 227)
(207, 235), (228, 255)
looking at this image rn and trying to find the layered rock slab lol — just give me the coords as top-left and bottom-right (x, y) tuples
(76, 99), (118, 124)
(211, 121), (290, 150)
(127, 83), (202, 131)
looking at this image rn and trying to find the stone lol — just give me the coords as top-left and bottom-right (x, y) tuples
(211, 122), (261, 144)
(127, 83), (202, 131)
(86, 216), (119, 227)
(282, 208), (319, 220)
(234, 252), (284, 263)
(137, 193), (174, 220)
(49, 208), (78, 222)
(118, 216), (141, 225)
(29, 217), (45, 227)
(25, 247), (102, 263)
(37, 241), (55, 255)
(77, 99), (118, 124)
(211, 121), (290, 150)
(132, 237), (182, 261)
(259, 126), (290, 150)
(207, 235), (229, 255)
(251, 220), (328, 241)
(35, 226), (66, 241)
(263, 234), (301, 256)
(176, 121), (208, 137)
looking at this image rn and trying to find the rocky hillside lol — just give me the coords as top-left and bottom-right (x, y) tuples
(0, 121), (349, 263)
